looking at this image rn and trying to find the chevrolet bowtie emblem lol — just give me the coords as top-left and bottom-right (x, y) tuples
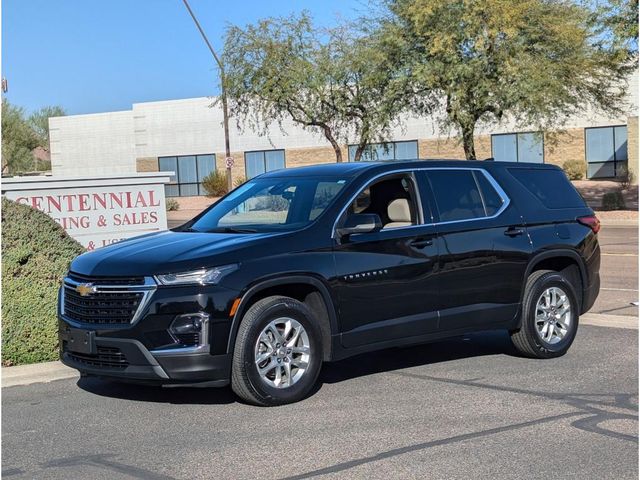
(75, 283), (97, 297)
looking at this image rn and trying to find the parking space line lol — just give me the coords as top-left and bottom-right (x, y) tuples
(601, 253), (638, 256)
(601, 287), (639, 292)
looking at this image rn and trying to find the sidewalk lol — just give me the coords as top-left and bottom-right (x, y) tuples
(2, 312), (636, 388)
(2, 360), (78, 388)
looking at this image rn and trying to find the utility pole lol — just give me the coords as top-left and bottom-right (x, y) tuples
(181, 0), (233, 191)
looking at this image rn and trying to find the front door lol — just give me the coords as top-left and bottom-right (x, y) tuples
(332, 173), (439, 348)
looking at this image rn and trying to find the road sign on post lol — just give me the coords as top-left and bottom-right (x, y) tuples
(225, 157), (234, 191)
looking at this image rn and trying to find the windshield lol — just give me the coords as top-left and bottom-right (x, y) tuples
(189, 176), (348, 233)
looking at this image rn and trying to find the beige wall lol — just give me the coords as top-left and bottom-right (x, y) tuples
(215, 151), (246, 185)
(285, 145), (346, 167)
(543, 129), (585, 168)
(419, 135), (492, 160)
(136, 157), (159, 172)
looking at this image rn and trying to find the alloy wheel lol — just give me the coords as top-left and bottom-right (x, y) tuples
(534, 286), (572, 345)
(254, 317), (311, 389)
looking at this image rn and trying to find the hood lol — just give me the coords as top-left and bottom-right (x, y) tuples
(70, 230), (276, 277)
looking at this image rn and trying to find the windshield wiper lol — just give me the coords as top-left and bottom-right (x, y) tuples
(206, 227), (259, 234)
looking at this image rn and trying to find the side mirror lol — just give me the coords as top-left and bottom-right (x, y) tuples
(336, 213), (382, 237)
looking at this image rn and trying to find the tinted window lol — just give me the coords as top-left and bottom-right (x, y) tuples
(244, 150), (285, 179)
(492, 135), (517, 162)
(585, 126), (627, 179)
(428, 170), (486, 222)
(159, 154), (216, 197)
(517, 133), (544, 163)
(492, 133), (543, 163)
(509, 168), (586, 209)
(348, 141), (418, 161)
(474, 171), (504, 215)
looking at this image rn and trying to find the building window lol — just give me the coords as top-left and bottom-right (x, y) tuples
(348, 140), (418, 162)
(491, 132), (544, 163)
(158, 154), (215, 197)
(244, 150), (286, 179)
(585, 126), (627, 179)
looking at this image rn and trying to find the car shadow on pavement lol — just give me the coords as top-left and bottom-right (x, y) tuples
(76, 377), (237, 405)
(318, 330), (519, 387)
(76, 330), (518, 405)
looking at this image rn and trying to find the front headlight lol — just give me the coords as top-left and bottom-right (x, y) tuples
(155, 264), (238, 286)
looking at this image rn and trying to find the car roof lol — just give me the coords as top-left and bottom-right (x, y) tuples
(260, 159), (560, 179)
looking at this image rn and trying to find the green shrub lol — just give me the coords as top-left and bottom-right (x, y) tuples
(165, 198), (180, 211)
(202, 170), (229, 197)
(601, 191), (626, 210)
(1, 198), (84, 366)
(234, 176), (248, 188)
(562, 159), (585, 180)
(617, 164), (635, 191)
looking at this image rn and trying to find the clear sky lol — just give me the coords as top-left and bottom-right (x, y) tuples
(2, 0), (365, 115)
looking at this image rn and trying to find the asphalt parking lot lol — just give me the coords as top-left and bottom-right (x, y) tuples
(2, 226), (638, 479)
(591, 225), (639, 317)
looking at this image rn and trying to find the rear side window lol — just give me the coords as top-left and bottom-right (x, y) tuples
(509, 168), (586, 209)
(474, 171), (504, 215)
(427, 170), (504, 222)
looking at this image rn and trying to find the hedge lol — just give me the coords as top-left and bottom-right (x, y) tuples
(601, 191), (626, 211)
(1, 198), (85, 365)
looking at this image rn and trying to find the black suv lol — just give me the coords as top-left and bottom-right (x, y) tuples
(59, 160), (600, 406)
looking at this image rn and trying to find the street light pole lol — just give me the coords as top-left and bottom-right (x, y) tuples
(181, 0), (233, 191)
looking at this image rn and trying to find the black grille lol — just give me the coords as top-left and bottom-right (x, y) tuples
(68, 272), (145, 286)
(63, 286), (144, 325)
(175, 333), (200, 346)
(68, 346), (129, 369)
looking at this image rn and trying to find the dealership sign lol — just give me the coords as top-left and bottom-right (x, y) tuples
(2, 173), (173, 250)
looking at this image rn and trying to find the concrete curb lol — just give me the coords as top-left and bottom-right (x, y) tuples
(2, 361), (78, 388)
(600, 219), (638, 227)
(2, 313), (636, 388)
(581, 312), (638, 330)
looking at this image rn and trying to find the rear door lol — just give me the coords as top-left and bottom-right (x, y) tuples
(332, 172), (440, 348)
(423, 168), (532, 332)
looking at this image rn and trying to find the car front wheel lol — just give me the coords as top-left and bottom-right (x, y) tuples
(231, 295), (323, 406)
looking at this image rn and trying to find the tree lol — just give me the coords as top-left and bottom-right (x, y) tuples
(222, 12), (411, 162)
(1, 100), (65, 174)
(1, 100), (39, 174)
(596, 0), (639, 59)
(385, 0), (634, 160)
(29, 105), (65, 149)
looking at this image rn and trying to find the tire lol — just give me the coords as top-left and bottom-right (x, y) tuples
(510, 270), (580, 359)
(231, 296), (323, 406)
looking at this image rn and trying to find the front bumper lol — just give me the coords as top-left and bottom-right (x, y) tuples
(59, 328), (232, 385)
(58, 279), (239, 386)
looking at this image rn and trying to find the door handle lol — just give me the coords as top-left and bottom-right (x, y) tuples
(504, 227), (525, 237)
(410, 238), (433, 248)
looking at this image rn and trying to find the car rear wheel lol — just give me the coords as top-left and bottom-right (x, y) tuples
(510, 270), (579, 358)
(231, 296), (323, 406)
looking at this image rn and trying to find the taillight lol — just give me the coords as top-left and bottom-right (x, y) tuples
(577, 215), (601, 234)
